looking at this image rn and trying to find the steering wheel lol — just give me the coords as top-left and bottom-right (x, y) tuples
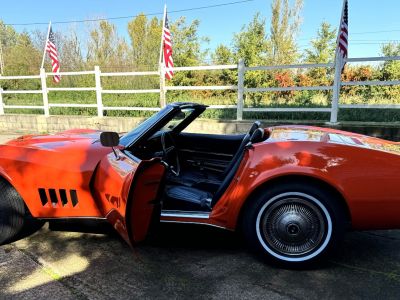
(161, 131), (181, 176)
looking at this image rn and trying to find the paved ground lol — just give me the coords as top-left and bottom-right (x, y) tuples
(0, 133), (400, 299)
(1, 224), (400, 299)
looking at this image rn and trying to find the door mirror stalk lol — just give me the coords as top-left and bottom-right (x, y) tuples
(100, 132), (121, 159)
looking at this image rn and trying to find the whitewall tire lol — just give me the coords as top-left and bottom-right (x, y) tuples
(242, 181), (346, 268)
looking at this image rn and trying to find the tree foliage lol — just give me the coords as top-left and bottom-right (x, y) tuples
(128, 14), (162, 70)
(233, 13), (269, 67)
(269, 0), (303, 65)
(0, 5), (400, 118)
(87, 21), (129, 69)
(305, 22), (336, 64)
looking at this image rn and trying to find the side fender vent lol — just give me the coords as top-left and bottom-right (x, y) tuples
(38, 188), (48, 206)
(70, 190), (78, 207)
(49, 189), (58, 206)
(38, 188), (79, 208)
(59, 189), (68, 206)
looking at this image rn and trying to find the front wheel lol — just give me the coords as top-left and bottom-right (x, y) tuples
(0, 180), (43, 245)
(242, 182), (347, 268)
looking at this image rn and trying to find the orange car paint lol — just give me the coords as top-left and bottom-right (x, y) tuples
(0, 129), (110, 218)
(207, 126), (400, 231)
(93, 150), (165, 244)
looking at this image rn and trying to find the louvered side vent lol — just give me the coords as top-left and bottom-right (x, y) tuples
(70, 190), (78, 207)
(59, 189), (68, 206)
(38, 188), (48, 206)
(49, 189), (58, 206)
(38, 188), (79, 207)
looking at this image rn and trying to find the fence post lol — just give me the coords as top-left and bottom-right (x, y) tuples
(0, 88), (4, 115)
(94, 66), (103, 117)
(236, 59), (245, 121)
(159, 65), (166, 107)
(330, 56), (341, 123)
(40, 68), (50, 116)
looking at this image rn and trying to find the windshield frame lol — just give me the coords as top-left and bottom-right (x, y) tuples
(119, 106), (175, 148)
(119, 103), (207, 150)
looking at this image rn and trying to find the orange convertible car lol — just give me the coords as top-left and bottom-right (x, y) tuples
(0, 102), (399, 267)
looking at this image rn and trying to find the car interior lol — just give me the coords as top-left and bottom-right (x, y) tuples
(128, 105), (269, 212)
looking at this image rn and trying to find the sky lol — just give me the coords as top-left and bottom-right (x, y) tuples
(2, 0), (400, 61)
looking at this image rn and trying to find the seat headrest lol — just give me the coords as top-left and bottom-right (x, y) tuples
(250, 128), (265, 144)
(248, 121), (261, 135)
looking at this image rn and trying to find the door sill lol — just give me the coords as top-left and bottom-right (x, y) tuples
(160, 210), (210, 219)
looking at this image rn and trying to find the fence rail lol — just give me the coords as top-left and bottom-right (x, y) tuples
(0, 55), (399, 122)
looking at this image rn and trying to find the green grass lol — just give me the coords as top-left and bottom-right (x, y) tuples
(1, 89), (400, 122)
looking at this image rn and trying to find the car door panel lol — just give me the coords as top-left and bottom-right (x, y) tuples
(127, 161), (165, 243)
(176, 132), (244, 172)
(93, 150), (165, 245)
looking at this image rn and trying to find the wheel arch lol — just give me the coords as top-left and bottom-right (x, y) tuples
(236, 174), (352, 231)
(0, 172), (33, 215)
(0, 168), (13, 187)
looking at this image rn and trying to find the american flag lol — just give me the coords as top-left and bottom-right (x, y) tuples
(46, 27), (61, 83)
(337, 0), (348, 71)
(163, 12), (174, 80)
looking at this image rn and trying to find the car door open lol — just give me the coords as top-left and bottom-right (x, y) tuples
(93, 149), (166, 246)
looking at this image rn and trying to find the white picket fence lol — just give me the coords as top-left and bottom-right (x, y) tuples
(0, 56), (399, 123)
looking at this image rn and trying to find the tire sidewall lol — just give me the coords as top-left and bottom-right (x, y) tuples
(242, 182), (346, 268)
(0, 180), (26, 245)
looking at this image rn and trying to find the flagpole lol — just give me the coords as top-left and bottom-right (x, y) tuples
(41, 21), (52, 70)
(331, 0), (347, 124)
(334, 0), (347, 61)
(158, 4), (167, 70)
(0, 40), (4, 76)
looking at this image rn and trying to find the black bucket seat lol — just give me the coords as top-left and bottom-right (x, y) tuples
(169, 121), (262, 188)
(164, 127), (266, 211)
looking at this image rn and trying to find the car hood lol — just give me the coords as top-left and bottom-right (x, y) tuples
(0, 129), (114, 176)
(5, 129), (104, 151)
(267, 125), (400, 155)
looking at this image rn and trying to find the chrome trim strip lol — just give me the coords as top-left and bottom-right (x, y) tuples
(160, 220), (228, 230)
(123, 150), (141, 163)
(161, 210), (210, 219)
(38, 217), (107, 221)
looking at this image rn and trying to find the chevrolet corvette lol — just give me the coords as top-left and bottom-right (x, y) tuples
(0, 102), (399, 267)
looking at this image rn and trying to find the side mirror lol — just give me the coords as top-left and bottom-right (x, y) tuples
(100, 131), (120, 147)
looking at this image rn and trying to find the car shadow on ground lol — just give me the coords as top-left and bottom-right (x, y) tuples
(1, 221), (400, 299)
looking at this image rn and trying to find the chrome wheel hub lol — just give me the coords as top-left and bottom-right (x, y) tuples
(260, 197), (327, 257)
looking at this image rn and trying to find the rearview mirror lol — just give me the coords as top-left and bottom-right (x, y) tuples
(175, 111), (186, 120)
(100, 131), (120, 147)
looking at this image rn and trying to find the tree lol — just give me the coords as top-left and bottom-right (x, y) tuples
(210, 45), (236, 89)
(269, 0), (303, 65)
(0, 21), (18, 49)
(57, 29), (84, 71)
(212, 44), (234, 65)
(87, 20), (128, 69)
(170, 17), (209, 67)
(305, 22), (336, 64)
(231, 14), (270, 106)
(128, 14), (162, 70)
(0, 21), (22, 75)
(4, 31), (41, 75)
(374, 43), (400, 101)
(233, 13), (269, 67)
(380, 43), (400, 80)
(304, 22), (336, 86)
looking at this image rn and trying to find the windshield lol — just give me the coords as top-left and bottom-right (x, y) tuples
(159, 108), (195, 132)
(119, 106), (173, 147)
